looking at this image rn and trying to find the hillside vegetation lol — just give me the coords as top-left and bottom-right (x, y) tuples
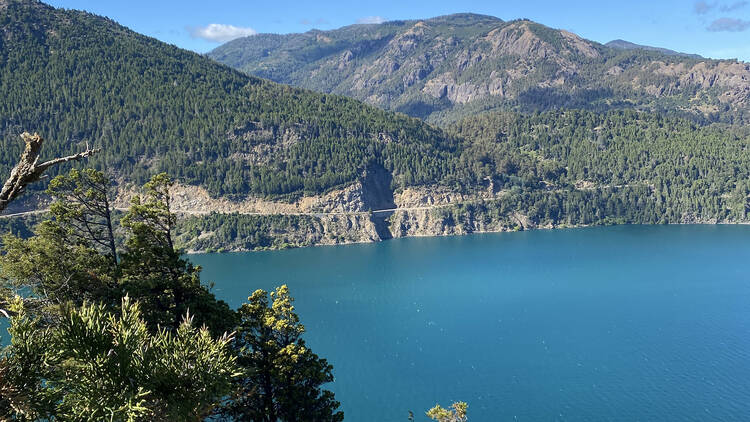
(0, 0), (462, 198)
(449, 110), (750, 223)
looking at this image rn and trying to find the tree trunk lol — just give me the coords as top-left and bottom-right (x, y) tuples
(0, 132), (98, 318)
(0, 132), (99, 213)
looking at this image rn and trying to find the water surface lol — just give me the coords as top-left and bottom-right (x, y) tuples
(194, 225), (750, 420)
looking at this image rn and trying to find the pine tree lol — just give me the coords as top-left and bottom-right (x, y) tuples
(224, 285), (344, 422)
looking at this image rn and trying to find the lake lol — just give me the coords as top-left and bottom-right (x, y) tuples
(192, 225), (750, 421)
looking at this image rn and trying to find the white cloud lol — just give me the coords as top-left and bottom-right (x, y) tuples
(356, 16), (386, 24)
(188, 24), (257, 43)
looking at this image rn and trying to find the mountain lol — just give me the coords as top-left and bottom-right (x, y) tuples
(605, 39), (702, 59)
(3, 1), (750, 252)
(208, 14), (750, 125)
(0, 0), (525, 249)
(0, 0), (462, 201)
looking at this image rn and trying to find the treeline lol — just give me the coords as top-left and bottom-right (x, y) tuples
(4, 0), (749, 214)
(130, 109), (750, 252)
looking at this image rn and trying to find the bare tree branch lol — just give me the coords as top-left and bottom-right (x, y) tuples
(0, 132), (99, 213)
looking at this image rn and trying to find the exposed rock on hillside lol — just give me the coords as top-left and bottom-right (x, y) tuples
(210, 14), (750, 124)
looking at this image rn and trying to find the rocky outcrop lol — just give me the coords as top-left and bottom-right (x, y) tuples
(171, 180), (523, 252)
(115, 181), (376, 215)
(394, 186), (502, 207)
(389, 208), (468, 238)
(143, 164), (401, 252)
(179, 201), (525, 253)
(388, 204), (525, 238)
(422, 73), (497, 104)
(483, 23), (555, 61)
(320, 214), (381, 244)
(226, 122), (302, 166)
(559, 30), (600, 59)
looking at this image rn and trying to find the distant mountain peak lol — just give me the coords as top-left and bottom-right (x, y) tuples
(605, 39), (702, 59)
(424, 13), (504, 24)
(208, 15), (749, 124)
(1, 0), (46, 6)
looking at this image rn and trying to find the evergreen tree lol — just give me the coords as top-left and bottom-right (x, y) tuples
(2, 168), (344, 421)
(46, 168), (119, 269)
(223, 285), (344, 422)
(118, 173), (236, 335)
(1, 295), (238, 421)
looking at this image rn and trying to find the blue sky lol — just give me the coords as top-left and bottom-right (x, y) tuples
(46, 0), (750, 61)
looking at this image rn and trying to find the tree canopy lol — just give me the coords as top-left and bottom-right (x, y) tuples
(0, 170), (344, 421)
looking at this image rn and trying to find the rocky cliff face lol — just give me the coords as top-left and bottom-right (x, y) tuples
(388, 208), (519, 238)
(174, 178), (524, 252)
(209, 14), (750, 124)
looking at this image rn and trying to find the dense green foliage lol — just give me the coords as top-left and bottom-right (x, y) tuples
(223, 286), (343, 422)
(0, 171), (236, 334)
(4, 0), (748, 235)
(0, 214), (42, 239)
(171, 108), (750, 252)
(414, 185), (659, 231)
(0, 171), (343, 420)
(0, 0), (461, 198)
(450, 110), (750, 224)
(1, 296), (238, 420)
(2, 2), (750, 418)
(177, 213), (327, 252)
(210, 14), (750, 125)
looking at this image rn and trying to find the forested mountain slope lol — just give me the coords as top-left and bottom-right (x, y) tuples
(2, 1), (750, 252)
(178, 110), (750, 252)
(209, 14), (750, 125)
(448, 110), (750, 223)
(0, 0), (464, 199)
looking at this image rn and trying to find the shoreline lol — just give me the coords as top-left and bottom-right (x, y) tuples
(183, 221), (750, 255)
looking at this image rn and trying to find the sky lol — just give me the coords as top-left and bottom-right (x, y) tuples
(45, 0), (750, 61)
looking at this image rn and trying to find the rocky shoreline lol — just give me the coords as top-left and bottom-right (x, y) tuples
(4, 177), (748, 255)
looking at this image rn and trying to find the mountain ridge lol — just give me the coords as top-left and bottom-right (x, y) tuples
(0, 0), (466, 201)
(209, 13), (750, 125)
(605, 39), (703, 59)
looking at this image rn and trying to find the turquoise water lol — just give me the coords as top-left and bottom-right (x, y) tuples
(192, 225), (750, 421)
